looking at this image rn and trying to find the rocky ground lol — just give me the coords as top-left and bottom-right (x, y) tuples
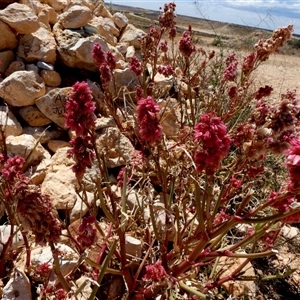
(0, 0), (300, 299)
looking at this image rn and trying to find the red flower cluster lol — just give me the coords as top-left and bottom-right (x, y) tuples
(285, 138), (300, 190)
(1, 155), (25, 182)
(77, 215), (97, 249)
(179, 29), (195, 57)
(157, 64), (174, 77)
(65, 81), (96, 182)
(194, 113), (231, 174)
(130, 56), (142, 77)
(92, 43), (116, 85)
(137, 96), (162, 144)
(222, 61), (238, 82)
(143, 260), (167, 282)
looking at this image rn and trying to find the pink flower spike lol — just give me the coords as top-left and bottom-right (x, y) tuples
(143, 260), (167, 282)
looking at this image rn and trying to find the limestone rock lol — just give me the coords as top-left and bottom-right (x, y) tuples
(0, 71), (45, 106)
(25, 64), (39, 74)
(6, 134), (48, 165)
(96, 127), (134, 168)
(69, 191), (94, 223)
(35, 87), (72, 128)
(125, 45), (135, 61)
(59, 5), (93, 29)
(47, 140), (71, 152)
(0, 225), (24, 255)
(0, 107), (23, 138)
(40, 69), (61, 87)
(23, 125), (62, 144)
(53, 22), (110, 71)
(19, 106), (52, 127)
(30, 244), (79, 281)
(0, 50), (14, 75)
(18, 27), (57, 64)
(112, 12), (128, 30)
(0, 20), (18, 50)
(94, 1), (112, 18)
(0, 3), (40, 34)
(30, 156), (51, 185)
(48, 147), (74, 173)
(40, 0), (68, 12)
(2, 269), (31, 300)
(37, 3), (57, 27)
(109, 68), (140, 95)
(120, 24), (145, 50)
(41, 168), (78, 209)
(5, 60), (25, 77)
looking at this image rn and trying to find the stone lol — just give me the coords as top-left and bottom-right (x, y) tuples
(40, 0), (68, 12)
(40, 70), (61, 87)
(30, 156), (51, 185)
(0, 3), (40, 34)
(47, 147), (74, 173)
(23, 125), (62, 144)
(2, 268), (32, 300)
(18, 27), (57, 64)
(59, 5), (93, 29)
(0, 50), (14, 76)
(112, 12), (128, 30)
(125, 45), (135, 61)
(30, 244), (79, 281)
(6, 134), (48, 165)
(37, 3), (57, 27)
(0, 71), (45, 106)
(41, 168), (78, 210)
(96, 127), (134, 168)
(87, 17), (118, 45)
(19, 106), (52, 127)
(37, 61), (54, 70)
(94, 2), (112, 18)
(69, 191), (94, 223)
(0, 20), (18, 50)
(53, 22), (110, 71)
(25, 64), (39, 73)
(0, 225), (24, 255)
(0, 107), (23, 138)
(119, 24), (145, 50)
(47, 140), (71, 152)
(115, 42), (129, 55)
(125, 235), (142, 260)
(95, 117), (116, 130)
(109, 68), (140, 95)
(35, 87), (72, 128)
(5, 60), (25, 77)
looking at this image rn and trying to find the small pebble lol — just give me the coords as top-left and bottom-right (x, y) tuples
(37, 61), (54, 71)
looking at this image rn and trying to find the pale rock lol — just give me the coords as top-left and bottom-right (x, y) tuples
(47, 140), (71, 152)
(31, 244), (79, 281)
(0, 3), (40, 34)
(59, 5), (92, 29)
(48, 147), (74, 172)
(81, 161), (101, 192)
(178, 80), (196, 97)
(6, 134), (48, 165)
(281, 225), (300, 240)
(116, 59), (128, 70)
(23, 125), (62, 144)
(109, 68), (140, 95)
(37, 4), (57, 27)
(108, 44), (124, 62)
(158, 98), (180, 137)
(53, 22), (110, 71)
(37, 61), (54, 70)
(25, 64), (39, 73)
(0, 50), (14, 75)
(217, 256), (257, 298)
(0, 20), (18, 50)
(125, 235), (142, 260)
(0, 70), (45, 106)
(40, 69), (61, 87)
(87, 16), (118, 45)
(2, 268), (31, 300)
(125, 45), (135, 61)
(95, 116), (116, 130)
(5, 60), (25, 77)
(0, 225), (24, 255)
(19, 106), (52, 127)
(30, 156), (51, 184)
(0, 107), (23, 138)
(115, 42), (129, 55)
(18, 27), (56, 64)
(41, 168), (78, 209)
(69, 191), (94, 223)
(35, 87), (72, 128)
(120, 24), (145, 49)
(96, 127), (134, 168)
(112, 12), (128, 30)
(94, 2), (112, 18)
(73, 277), (92, 300)
(40, 0), (68, 12)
